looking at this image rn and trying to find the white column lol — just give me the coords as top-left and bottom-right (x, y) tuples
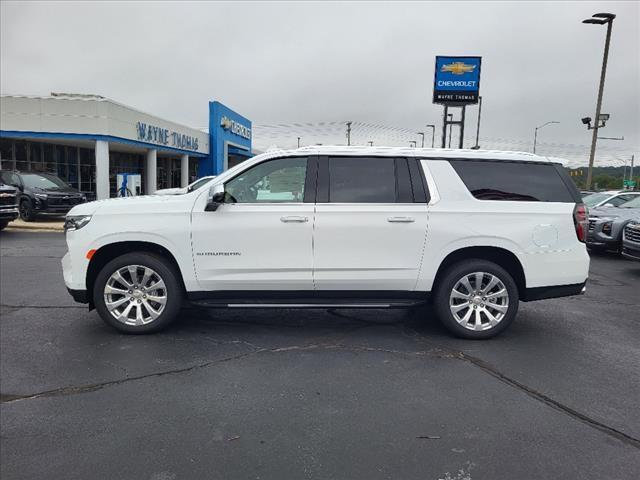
(146, 149), (157, 194)
(181, 154), (189, 188)
(95, 140), (110, 200)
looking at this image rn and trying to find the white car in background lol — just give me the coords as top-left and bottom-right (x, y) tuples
(155, 176), (216, 195)
(583, 190), (640, 209)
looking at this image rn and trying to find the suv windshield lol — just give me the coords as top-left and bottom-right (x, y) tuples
(620, 196), (640, 208)
(583, 193), (611, 207)
(21, 173), (68, 190)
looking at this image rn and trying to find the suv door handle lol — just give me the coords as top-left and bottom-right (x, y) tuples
(387, 216), (415, 223)
(280, 216), (309, 223)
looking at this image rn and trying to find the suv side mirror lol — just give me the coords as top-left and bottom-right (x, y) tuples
(205, 184), (225, 212)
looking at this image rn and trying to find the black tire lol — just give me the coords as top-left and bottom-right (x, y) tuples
(433, 259), (519, 339)
(93, 252), (184, 334)
(0, 220), (8, 231)
(19, 199), (36, 222)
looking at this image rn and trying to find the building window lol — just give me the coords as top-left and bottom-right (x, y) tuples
(30, 143), (44, 172)
(0, 139), (14, 170)
(15, 141), (28, 171)
(189, 158), (198, 184)
(79, 147), (95, 193)
(68, 147), (79, 190)
(53, 145), (67, 182)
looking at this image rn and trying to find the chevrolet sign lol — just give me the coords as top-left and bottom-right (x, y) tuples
(221, 116), (251, 140)
(433, 56), (482, 105)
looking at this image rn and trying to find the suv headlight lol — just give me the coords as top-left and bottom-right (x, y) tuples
(64, 215), (92, 232)
(602, 221), (613, 235)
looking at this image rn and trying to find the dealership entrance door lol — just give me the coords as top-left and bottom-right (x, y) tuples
(227, 145), (253, 169)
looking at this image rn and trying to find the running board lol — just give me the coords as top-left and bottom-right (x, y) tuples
(190, 300), (425, 309)
(187, 290), (430, 309)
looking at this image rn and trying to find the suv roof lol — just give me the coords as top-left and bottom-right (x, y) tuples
(272, 146), (556, 163)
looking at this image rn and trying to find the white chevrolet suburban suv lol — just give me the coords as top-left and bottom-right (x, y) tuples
(62, 147), (590, 339)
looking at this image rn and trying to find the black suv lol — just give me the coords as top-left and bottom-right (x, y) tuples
(0, 171), (87, 222)
(0, 181), (19, 230)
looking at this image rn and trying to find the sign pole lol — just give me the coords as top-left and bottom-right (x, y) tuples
(441, 105), (448, 148)
(459, 105), (466, 149)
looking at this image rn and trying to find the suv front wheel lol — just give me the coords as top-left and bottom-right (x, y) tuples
(93, 252), (183, 334)
(433, 259), (519, 339)
(19, 199), (35, 222)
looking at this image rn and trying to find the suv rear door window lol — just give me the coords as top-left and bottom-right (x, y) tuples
(449, 160), (575, 202)
(328, 157), (396, 203)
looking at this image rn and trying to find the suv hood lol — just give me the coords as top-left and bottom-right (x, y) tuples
(34, 185), (81, 194)
(67, 193), (194, 217)
(0, 184), (18, 194)
(590, 206), (640, 221)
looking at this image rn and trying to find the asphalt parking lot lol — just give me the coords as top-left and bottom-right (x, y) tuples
(1, 230), (639, 480)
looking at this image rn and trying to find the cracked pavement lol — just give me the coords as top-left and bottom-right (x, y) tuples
(1, 231), (639, 479)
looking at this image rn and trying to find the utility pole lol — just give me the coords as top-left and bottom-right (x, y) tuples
(346, 121), (352, 146)
(418, 132), (425, 148)
(631, 154), (635, 188)
(582, 12), (616, 190)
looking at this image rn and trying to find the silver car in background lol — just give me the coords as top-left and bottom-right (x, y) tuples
(583, 190), (640, 209)
(587, 196), (640, 252)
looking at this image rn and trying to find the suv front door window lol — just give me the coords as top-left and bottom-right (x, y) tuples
(225, 157), (307, 203)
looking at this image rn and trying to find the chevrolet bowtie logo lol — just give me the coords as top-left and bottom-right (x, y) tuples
(220, 116), (232, 130)
(441, 62), (476, 75)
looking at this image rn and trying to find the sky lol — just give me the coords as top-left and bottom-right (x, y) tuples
(1, 1), (638, 167)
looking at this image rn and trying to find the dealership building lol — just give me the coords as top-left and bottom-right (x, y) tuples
(0, 93), (252, 199)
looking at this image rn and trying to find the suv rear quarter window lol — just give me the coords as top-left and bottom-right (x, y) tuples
(449, 160), (578, 202)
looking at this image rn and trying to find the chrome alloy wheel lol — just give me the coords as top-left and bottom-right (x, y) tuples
(449, 272), (509, 331)
(103, 265), (167, 326)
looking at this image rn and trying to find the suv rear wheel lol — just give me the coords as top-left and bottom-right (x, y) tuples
(434, 259), (519, 339)
(93, 252), (183, 334)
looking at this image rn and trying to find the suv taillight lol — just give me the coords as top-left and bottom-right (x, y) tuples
(573, 203), (588, 243)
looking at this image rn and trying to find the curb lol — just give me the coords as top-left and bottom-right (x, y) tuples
(6, 221), (64, 232)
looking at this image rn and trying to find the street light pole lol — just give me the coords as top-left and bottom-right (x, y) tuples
(533, 121), (559, 154)
(426, 124), (435, 148)
(583, 12), (616, 190)
(418, 132), (425, 148)
(297, 137), (301, 148)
